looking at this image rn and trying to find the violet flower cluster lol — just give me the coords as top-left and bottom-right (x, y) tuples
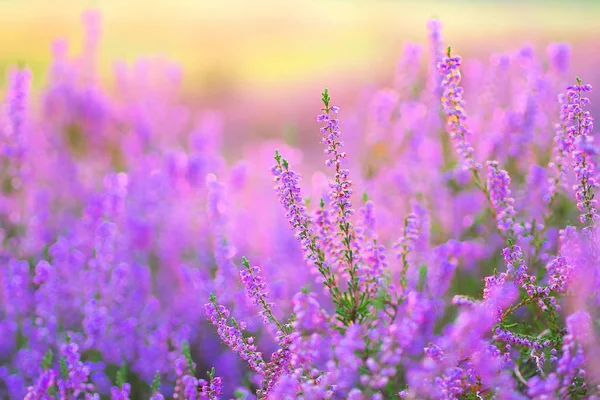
(3, 10), (600, 400)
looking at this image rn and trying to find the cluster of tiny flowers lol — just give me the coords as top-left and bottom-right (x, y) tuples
(59, 340), (96, 397)
(110, 383), (131, 400)
(394, 213), (419, 290)
(438, 53), (476, 170)
(364, 243), (388, 295)
(560, 81), (599, 225)
(487, 161), (521, 237)
(179, 375), (222, 400)
(271, 160), (311, 249)
(493, 328), (549, 351)
(259, 334), (294, 398)
(318, 105), (355, 231)
(548, 121), (571, 199)
(204, 301), (266, 374)
(239, 262), (273, 324)
(424, 343), (445, 361)
(24, 369), (57, 399)
(395, 213), (419, 254)
(546, 254), (573, 293)
(501, 245), (527, 283)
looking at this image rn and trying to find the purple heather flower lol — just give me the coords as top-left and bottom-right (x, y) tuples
(318, 101), (363, 285)
(24, 369), (57, 399)
(204, 300), (266, 374)
(487, 161), (520, 237)
(438, 52), (477, 170)
(110, 383), (131, 400)
(395, 212), (419, 291)
(424, 343), (445, 362)
(58, 338), (95, 397)
(559, 80), (598, 226)
(239, 259), (283, 329)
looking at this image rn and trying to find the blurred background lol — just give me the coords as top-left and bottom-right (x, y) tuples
(1, 0), (599, 157)
(0, 2), (599, 396)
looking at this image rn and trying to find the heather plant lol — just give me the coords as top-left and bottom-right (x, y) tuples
(2, 9), (600, 400)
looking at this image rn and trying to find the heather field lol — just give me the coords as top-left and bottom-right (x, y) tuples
(3, 1), (600, 399)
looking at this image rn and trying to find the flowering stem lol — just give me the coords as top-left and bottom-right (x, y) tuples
(240, 256), (289, 333)
(273, 152), (345, 315)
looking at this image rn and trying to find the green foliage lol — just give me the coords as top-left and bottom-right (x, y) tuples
(207, 367), (216, 381)
(116, 362), (128, 389)
(417, 265), (428, 293)
(151, 371), (161, 393)
(182, 341), (195, 376)
(41, 349), (54, 370)
(60, 358), (68, 379)
(321, 88), (331, 108)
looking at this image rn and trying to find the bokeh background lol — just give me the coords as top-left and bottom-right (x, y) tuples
(1, 0), (599, 161)
(1, 1), (600, 397)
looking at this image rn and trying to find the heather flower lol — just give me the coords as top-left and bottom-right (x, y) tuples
(110, 383), (131, 400)
(486, 161), (520, 238)
(395, 212), (419, 291)
(559, 79), (598, 226)
(318, 92), (362, 290)
(24, 368), (57, 399)
(548, 121), (571, 199)
(205, 295), (266, 374)
(424, 343), (445, 362)
(271, 151), (343, 310)
(314, 197), (336, 265)
(546, 254), (573, 293)
(239, 257), (281, 328)
(58, 337), (96, 397)
(438, 49), (477, 170)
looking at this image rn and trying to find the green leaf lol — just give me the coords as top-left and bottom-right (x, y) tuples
(41, 349), (54, 370)
(241, 256), (250, 268)
(151, 371), (161, 393)
(116, 362), (128, 389)
(321, 88), (330, 107)
(417, 265), (428, 292)
(362, 191), (369, 203)
(60, 358), (68, 379)
(182, 341), (195, 375)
